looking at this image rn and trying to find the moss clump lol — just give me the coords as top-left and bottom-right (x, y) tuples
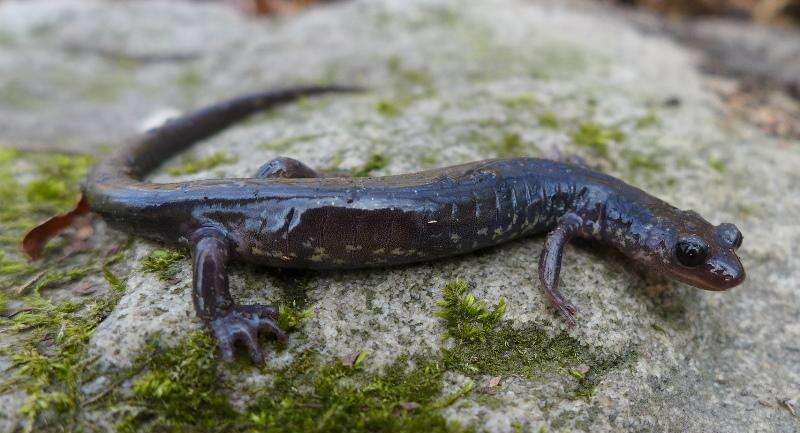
(0, 290), (7, 313)
(276, 301), (313, 332)
(437, 279), (505, 343)
(496, 132), (525, 158)
(167, 152), (237, 176)
(635, 111), (660, 129)
(538, 112), (559, 129)
(23, 264), (96, 294)
(176, 68), (202, 92)
(436, 279), (629, 397)
(502, 94), (537, 110)
(141, 249), (186, 281)
(116, 337), (473, 433)
(708, 157), (726, 173)
(623, 149), (663, 174)
(0, 150), (94, 289)
(117, 333), (236, 433)
(571, 122), (625, 157)
(0, 149), (133, 430)
(0, 290), (122, 430)
(244, 352), (473, 433)
(375, 100), (402, 117)
(352, 153), (389, 177)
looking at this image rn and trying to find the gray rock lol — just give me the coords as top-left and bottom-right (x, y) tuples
(1, 0), (799, 432)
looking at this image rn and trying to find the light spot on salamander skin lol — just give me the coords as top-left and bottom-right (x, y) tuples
(310, 248), (329, 261)
(450, 234), (461, 242)
(372, 248), (386, 255)
(251, 247), (266, 256)
(345, 245), (363, 252)
(302, 241), (312, 248)
(477, 228), (488, 236)
(390, 248), (406, 255)
(492, 228), (504, 239)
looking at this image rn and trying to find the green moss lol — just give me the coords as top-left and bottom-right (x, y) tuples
(538, 112), (559, 129)
(708, 157), (726, 173)
(276, 301), (313, 332)
(0, 149), (134, 431)
(437, 279), (505, 343)
(141, 249), (186, 281)
(0, 151), (94, 289)
(352, 153), (389, 177)
(420, 153), (440, 167)
(571, 122), (625, 157)
(375, 100), (402, 117)
(0, 290), (122, 430)
(167, 151), (237, 176)
(117, 333), (236, 433)
(436, 279), (629, 398)
(502, 94), (537, 110)
(496, 132), (525, 158)
(116, 336), (474, 433)
(0, 290), (7, 314)
(736, 204), (755, 219)
(244, 352), (473, 433)
(26, 265), (96, 294)
(573, 350), (636, 398)
(635, 111), (660, 129)
(468, 130), (536, 159)
(176, 68), (203, 92)
(622, 149), (663, 174)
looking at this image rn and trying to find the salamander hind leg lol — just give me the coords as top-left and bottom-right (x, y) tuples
(255, 157), (321, 179)
(538, 214), (582, 327)
(191, 228), (286, 363)
(255, 156), (352, 179)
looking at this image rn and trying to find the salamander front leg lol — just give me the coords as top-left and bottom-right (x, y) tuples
(191, 228), (286, 363)
(538, 214), (582, 327)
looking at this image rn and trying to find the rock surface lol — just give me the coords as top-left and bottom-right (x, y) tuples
(1, 0), (799, 432)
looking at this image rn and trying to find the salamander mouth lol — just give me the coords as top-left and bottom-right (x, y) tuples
(672, 257), (746, 291)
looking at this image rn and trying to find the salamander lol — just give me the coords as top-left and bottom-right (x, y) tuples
(23, 86), (746, 363)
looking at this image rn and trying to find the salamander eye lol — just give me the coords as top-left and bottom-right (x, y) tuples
(675, 238), (708, 267)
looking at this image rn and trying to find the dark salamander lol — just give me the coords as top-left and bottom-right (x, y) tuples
(23, 86), (746, 363)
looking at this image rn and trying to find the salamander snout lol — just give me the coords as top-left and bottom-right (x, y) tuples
(668, 222), (745, 291)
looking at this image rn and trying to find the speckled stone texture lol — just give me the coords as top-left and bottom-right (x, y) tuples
(1, 0), (799, 432)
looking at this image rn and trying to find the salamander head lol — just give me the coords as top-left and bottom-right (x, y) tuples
(656, 211), (745, 291)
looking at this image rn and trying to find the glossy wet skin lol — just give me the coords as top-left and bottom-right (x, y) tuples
(25, 86), (746, 363)
(659, 216), (745, 291)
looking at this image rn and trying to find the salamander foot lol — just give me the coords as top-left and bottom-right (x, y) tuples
(546, 292), (577, 328)
(210, 304), (286, 364)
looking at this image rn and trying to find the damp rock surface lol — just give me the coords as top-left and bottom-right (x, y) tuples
(0, 0), (799, 432)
